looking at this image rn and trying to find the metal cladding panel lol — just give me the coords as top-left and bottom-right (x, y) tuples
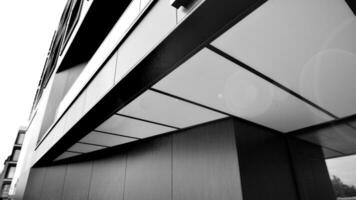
(62, 161), (93, 200)
(173, 119), (243, 200)
(64, 90), (86, 133)
(288, 138), (335, 200)
(154, 48), (332, 132)
(233, 119), (299, 200)
(177, 0), (205, 22)
(23, 168), (47, 200)
(296, 117), (356, 155)
(80, 131), (137, 147)
(22, 118), (338, 199)
(322, 147), (343, 158)
(68, 143), (105, 153)
(96, 114), (175, 139)
(40, 165), (67, 200)
(88, 154), (126, 200)
(84, 52), (117, 113)
(118, 89), (226, 128)
(212, 0), (356, 118)
(55, 151), (81, 161)
(124, 136), (172, 200)
(115, 0), (176, 84)
(34, 0), (267, 165)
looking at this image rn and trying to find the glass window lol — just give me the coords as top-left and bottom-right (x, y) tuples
(1, 184), (10, 197)
(5, 166), (16, 179)
(16, 133), (25, 145)
(12, 149), (20, 161)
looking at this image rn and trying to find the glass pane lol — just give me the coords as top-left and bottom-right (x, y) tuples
(212, 0), (356, 117)
(12, 149), (20, 161)
(153, 48), (332, 132)
(16, 133), (25, 145)
(6, 166), (16, 179)
(1, 184), (10, 197)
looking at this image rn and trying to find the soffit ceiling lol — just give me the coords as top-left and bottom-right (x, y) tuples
(55, 0), (356, 161)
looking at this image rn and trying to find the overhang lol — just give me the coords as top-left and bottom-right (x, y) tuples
(35, 0), (356, 165)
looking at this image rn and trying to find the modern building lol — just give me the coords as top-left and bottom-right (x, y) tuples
(0, 127), (26, 200)
(10, 0), (356, 199)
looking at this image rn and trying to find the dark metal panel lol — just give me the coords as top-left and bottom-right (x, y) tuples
(233, 118), (299, 200)
(288, 138), (336, 200)
(323, 147), (343, 159)
(346, 0), (356, 15)
(124, 135), (172, 200)
(297, 126), (355, 155)
(291, 114), (356, 157)
(40, 165), (67, 200)
(62, 161), (93, 200)
(23, 167), (47, 200)
(298, 124), (356, 155)
(173, 119), (242, 200)
(88, 153), (126, 200)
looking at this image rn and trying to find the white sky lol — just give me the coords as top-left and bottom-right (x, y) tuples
(0, 0), (67, 172)
(0, 0), (355, 189)
(327, 155), (356, 186)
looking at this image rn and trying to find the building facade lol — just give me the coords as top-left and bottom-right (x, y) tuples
(0, 127), (26, 200)
(11, 0), (356, 199)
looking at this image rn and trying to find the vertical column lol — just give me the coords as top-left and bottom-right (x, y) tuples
(124, 135), (172, 200)
(233, 118), (299, 200)
(287, 137), (335, 200)
(173, 119), (243, 200)
(233, 117), (335, 200)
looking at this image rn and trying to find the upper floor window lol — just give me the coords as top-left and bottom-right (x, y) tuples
(11, 149), (21, 162)
(5, 166), (16, 179)
(16, 133), (25, 145)
(1, 183), (10, 197)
